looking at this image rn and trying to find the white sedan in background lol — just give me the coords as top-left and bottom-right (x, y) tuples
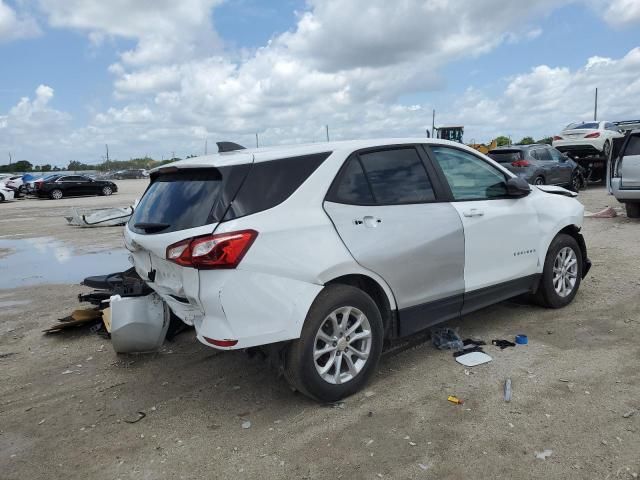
(552, 121), (624, 158)
(0, 184), (15, 202)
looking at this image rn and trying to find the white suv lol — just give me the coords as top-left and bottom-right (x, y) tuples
(124, 139), (591, 401)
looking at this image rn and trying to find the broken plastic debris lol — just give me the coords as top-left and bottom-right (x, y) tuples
(124, 411), (146, 424)
(586, 206), (617, 218)
(431, 328), (463, 350)
(622, 409), (636, 418)
(455, 351), (492, 367)
(241, 421), (252, 429)
(447, 395), (464, 405)
(61, 369), (73, 375)
(535, 449), (553, 460)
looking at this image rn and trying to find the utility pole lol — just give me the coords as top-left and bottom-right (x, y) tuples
(256, 133), (259, 148)
(325, 125), (330, 142)
(105, 144), (109, 162)
(594, 87), (598, 121)
(204, 139), (208, 155)
(8, 152), (12, 165)
(432, 109), (436, 139)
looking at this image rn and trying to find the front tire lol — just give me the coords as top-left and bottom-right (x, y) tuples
(626, 202), (640, 218)
(102, 186), (113, 196)
(534, 176), (545, 186)
(284, 285), (384, 402)
(50, 189), (63, 200)
(534, 234), (582, 308)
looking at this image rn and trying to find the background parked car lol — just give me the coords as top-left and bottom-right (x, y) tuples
(114, 169), (147, 179)
(488, 144), (584, 191)
(552, 121), (624, 158)
(3, 175), (26, 194)
(35, 174), (118, 200)
(0, 184), (15, 202)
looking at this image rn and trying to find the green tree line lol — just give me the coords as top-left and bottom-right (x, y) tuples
(0, 157), (180, 173)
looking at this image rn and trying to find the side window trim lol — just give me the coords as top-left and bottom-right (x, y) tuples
(422, 144), (511, 203)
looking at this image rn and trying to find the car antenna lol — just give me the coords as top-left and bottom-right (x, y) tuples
(216, 142), (246, 153)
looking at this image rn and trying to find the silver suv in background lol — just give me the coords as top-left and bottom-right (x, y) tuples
(608, 130), (640, 218)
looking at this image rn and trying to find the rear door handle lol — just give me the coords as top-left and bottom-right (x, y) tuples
(354, 216), (382, 227)
(463, 208), (484, 218)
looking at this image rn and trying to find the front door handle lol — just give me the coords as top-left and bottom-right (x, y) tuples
(463, 208), (484, 218)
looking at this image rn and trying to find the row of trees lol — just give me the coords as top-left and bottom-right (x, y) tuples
(0, 156), (181, 174)
(494, 136), (553, 147)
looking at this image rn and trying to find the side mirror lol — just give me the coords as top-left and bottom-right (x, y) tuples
(506, 177), (531, 198)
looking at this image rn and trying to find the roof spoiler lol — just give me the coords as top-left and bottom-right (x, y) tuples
(217, 141), (246, 153)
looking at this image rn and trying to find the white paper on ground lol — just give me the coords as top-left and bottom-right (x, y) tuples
(455, 351), (492, 367)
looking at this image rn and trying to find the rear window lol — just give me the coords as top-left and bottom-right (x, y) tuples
(569, 122), (599, 130)
(130, 152), (329, 234)
(488, 150), (522, 163)
(624, 135), (640, 156)
(130, 167), (248, 235)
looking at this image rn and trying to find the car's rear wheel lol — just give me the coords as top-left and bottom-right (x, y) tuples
(102, 186), (113, 196)
(284, 285), (383, 402)
(603, 140), (611, 157)
(626, 202), (640, 218)
(50, 189), (63, 200)
(534, 176), (545, 186)
(0, 193), (5, 202)
(534, 233), (582, 308)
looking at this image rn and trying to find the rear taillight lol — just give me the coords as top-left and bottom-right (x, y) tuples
(166, 229), (258, 270)
(203, 337), (238, 347)
(584, 132), (600, 138)
(511, 159), (531, 167)
(553, 135), (563, 141)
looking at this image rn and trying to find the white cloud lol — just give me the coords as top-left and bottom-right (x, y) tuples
(3, 0), (640, 164)
(603, 0), (640, 27)
(0, 0), (40, 42)
(38, 0), (224, 65)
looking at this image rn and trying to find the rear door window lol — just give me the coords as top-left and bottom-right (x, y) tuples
(358, 148), (435, 204)
(488, 150), (522, 163)
(533, 148), (552, 161)
(624, 135), (640, 156)
(327, 156), (375, 205)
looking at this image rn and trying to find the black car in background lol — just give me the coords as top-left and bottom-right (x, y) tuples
(114, 169), (147, 179)
(488, 144), (585, 191)
(35, 174), (118, 200)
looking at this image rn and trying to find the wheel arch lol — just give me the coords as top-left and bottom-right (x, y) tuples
(324, 273), (397, 340)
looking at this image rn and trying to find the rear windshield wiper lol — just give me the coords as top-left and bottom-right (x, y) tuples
(134, 222), (170, 233)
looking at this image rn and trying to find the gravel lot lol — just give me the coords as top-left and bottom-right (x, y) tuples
(1, 181), (638, 480)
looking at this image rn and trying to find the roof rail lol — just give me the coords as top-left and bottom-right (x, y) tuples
(216, 141), (246, 153)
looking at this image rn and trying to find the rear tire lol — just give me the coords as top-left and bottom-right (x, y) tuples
(603, 140), (611, 158)
(0, 193), (4, 202)
(569, 172), (581, 192)
(284, 285), (384, 402)
(534, 176), (545, 186)
(102, 186), (113, 196)
(626, 202), (640, 219)
(534, 234), (582, 308)
(50, 189), (63, 200)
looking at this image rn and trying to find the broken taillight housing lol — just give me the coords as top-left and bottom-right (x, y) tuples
(166, 230), (258, 269)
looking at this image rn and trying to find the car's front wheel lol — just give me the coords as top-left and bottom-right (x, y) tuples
(569, 171), (582, 192)
(102, 186), (113, 196)
(50, 189), (63, 200)
(534, 176), (545, 186)
(534, 233), (582, 308)
(285, 285), (383, 402)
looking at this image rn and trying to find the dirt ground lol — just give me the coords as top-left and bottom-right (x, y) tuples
(1, 181), (638, 480)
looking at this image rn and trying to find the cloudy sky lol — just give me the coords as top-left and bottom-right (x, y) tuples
(1, 0), (639, 166)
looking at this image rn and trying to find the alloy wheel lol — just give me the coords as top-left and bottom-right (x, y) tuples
(313, 306), (372, 385)
(103, 186), (112, 196)
(51, 189), (63, 200)
(553, 247), (578, 297)
(534, 177), (544, 185)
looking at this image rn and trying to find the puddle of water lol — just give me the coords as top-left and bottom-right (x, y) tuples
(0, 237), (130, 289)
